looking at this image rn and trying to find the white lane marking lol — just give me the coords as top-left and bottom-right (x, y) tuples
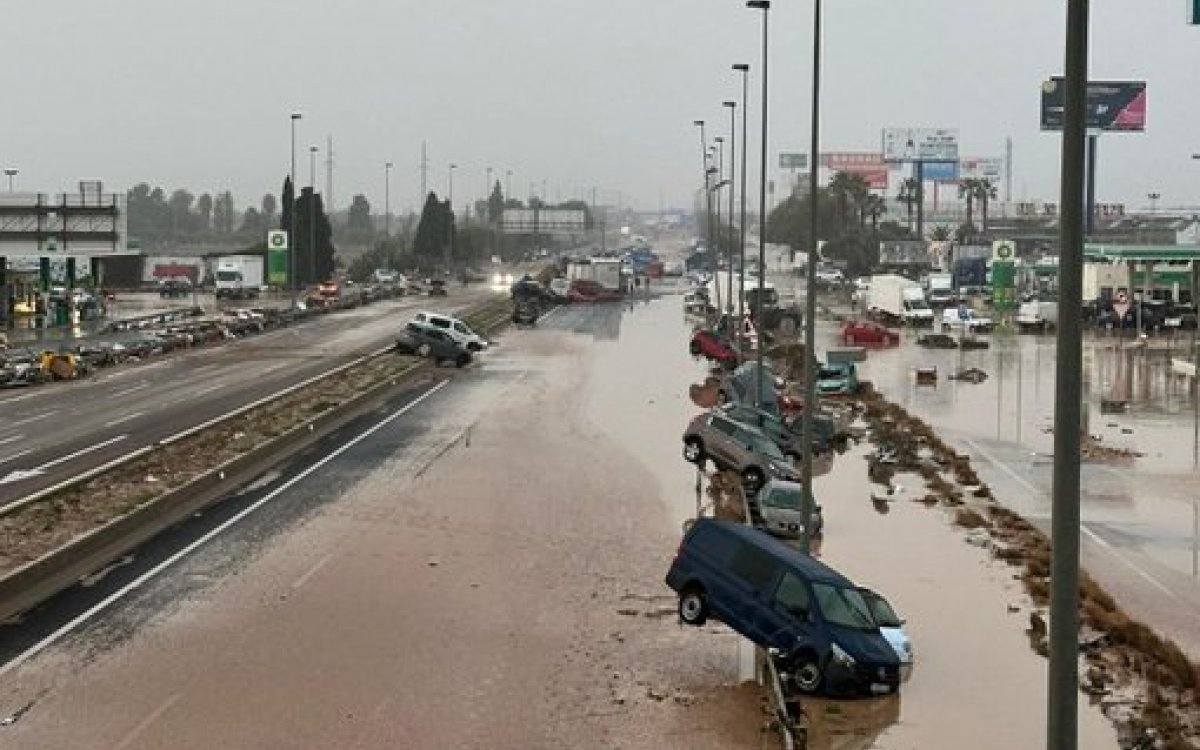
(0, 435), (25, 446)
(111, 383), (150, 398)
(38, 435), (130, 472)
(291, 554), (334, 590)
(960, 437), (1180, 602)
(11, 411), (58, 427)
(0, 379), (449, 677)
(104, 412), (145, 428)
(0, 449), (32, 466)
(189, 383), (225, 398)
(112, 693), (183, 750)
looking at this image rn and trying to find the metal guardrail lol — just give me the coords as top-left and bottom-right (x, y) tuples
(0, 300), (515, 624)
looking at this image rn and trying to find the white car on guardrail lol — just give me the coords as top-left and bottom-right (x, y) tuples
(411, 311), (489, 351)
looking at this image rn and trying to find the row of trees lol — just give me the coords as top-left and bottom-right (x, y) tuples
(127, 184), (279, 244)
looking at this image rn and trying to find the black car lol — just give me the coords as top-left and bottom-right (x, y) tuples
(395, 322), (472, 367)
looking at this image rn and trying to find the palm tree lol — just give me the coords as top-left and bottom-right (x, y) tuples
(974, 178), (999, 235)
(827, 171), (855, 232)
(897, 179), (920, 234)
(861, 194), (886, 231)
(957, 178), (979, 232)
(929, 224), (952, 241)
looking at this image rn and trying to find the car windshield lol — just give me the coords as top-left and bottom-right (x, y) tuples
(813, 583), (877, 630)
(861, 590), (903, 628)
(819, 367), (844, 380)
(763, 486), (801, 510)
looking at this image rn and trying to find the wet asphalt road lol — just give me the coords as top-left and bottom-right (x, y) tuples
(0, 290), (496, 503)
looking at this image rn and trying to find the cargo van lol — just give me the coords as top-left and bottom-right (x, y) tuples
(665, 518), (901, 696)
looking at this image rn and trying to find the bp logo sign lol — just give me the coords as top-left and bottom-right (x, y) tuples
(991, 240), (1015, 261)
(268, 230), (289, 250)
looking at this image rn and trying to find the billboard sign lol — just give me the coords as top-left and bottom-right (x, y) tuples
(881, 128), (959, 163)
(501, 208), (587, 234)
(1040, 78), (1147, 132)
(779, 153), (808, 169)
(961, 157), (1004, 182)
(921, 161), (960, 182)
(820, 152), (889, 190)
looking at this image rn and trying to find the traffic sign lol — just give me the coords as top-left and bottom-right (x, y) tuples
(991, 240), (1015, 262)
(1191, 0), (1200, 24)
(268, 230), (289, 250)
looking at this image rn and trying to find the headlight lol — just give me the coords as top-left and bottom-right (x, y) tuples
(492, 273), (502, 285)
(831, 642), (856, 668)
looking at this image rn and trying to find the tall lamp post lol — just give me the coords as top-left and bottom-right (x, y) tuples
(733, 63), (751, 348)
(723, 100), (737, 314)
(747, 0), (770, 408)
(309, 144), (318, 285)
(385, 162), (394, 237)
(289, 111), (302, 299)
(694, 120), (715, 279)
(714, 136), (725, 310)
(1048, 2), (1089, 749)
(448, 163), (458, 268)
(798, 0), (823, 555)
(4, 168), (17, 192)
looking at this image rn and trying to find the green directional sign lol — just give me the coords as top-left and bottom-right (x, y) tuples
(1192, 0), (1200, 24)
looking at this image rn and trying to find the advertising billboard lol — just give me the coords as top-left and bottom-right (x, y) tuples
(960, 157), (1005, 182)
(779, 153), (808, 169)
(921, 161), (960, 182)
(1040, 78), (1147, 132)
(819, 152), (888, 190)
(881, 128), (959, 163)
(501, 208), (587, 234)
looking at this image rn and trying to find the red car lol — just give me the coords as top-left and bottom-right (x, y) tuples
(689, 330), (740, 365)
(841, 319), (899, 346)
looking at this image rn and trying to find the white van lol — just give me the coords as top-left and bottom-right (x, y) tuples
(411, 311), (488, 351)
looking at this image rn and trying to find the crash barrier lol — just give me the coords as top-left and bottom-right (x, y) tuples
(0, 299), (513, 625)
(691, 468), (800, 750)
(105, 306), (205, 332)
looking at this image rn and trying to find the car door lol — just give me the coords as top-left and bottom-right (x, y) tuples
(706, 415), (742, 468)
(721, 542), (780, 643)
(758, 571), (815, 651)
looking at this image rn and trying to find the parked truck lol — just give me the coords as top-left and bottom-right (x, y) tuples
(213, 255), (264, 300)
(925, 272), (955, 307)
(567, 258), (624, 294)
(868, 274), (935, 327)
(1017, 300), (1058, 333)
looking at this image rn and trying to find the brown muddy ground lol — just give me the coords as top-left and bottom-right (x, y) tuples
(0, 306), (767, 750)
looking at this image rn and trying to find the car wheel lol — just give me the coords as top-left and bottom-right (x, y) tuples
(678, 587), (708, 626)
(683, 437), (706, 466)
(742, 467), (765, 493)
(455, 353), (471, 368)
(417, 343), (432, 358)
(791, 656), (824, 694)
(689, 339), (702, 356)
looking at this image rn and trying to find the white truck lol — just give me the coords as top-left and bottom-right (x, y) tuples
(942, 305), (993, 333)
(567, 258), (624, 294)
(213, 255), (264, 300)
(868, 274), (935, 327)
(925, 272), (955, 307)
(1017, 300), (1058, 333)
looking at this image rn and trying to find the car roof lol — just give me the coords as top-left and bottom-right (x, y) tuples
(693, 518), (852, 585)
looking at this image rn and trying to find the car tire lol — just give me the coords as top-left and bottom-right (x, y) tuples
(417, 343), (432, 358)
(689, 340), (702, 356)
(455, 353), (471, 368)
(678, 587), (708, 626)
(791, 655), (824, 695)
(742, 467), (765, 493)
(683, 437), (706, 466)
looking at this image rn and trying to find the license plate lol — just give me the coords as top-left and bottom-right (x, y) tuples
(870, 683), (892, 694)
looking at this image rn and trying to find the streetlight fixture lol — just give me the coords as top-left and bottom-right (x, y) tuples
(715, 135), (725, 310)
(1148, 191), (1161, 215)
(4, 168), (18, 192)
(798, 0), (823, 556)
(723, 100), (737, 314)
(733, 63), (750, 347)
(289, 111), (302, 299)
(385, 162), (394, 237)
(747, 0), (770, 409)
(309, 144), (319, 285)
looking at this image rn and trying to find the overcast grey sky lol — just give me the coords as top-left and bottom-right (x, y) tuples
(1, 1), (1196, 215)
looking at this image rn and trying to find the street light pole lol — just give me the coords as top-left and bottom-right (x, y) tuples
(798, 0), (822, 555)
(385, 162), (393, 238)
(4, 168), (17, 192)
(289, 111), (302, 301)
(694, 120), (715, 282)
(1048, 2), (1089, 750)
(448, 163), (457, 269)
(309, 144), (318, 285)
(715, 136), (725, 311)
(724, 100), (737, 315)
(747, 0), (770, 409)
(734, 63), (750, 354)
